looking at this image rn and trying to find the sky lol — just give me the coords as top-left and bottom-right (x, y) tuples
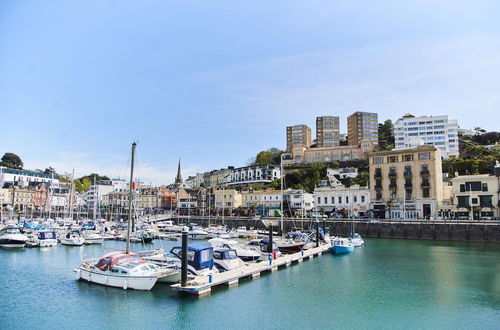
(0, 0), (499, 184)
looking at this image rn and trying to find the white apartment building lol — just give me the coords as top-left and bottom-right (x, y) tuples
(327, 167), (358, 179)
(225, 164), (281, 186)
(451, 173), (500, 220)
(86, 179), (129, 210)
(314, 184), (371, 217)
(283, 190), (314, 215)
(0, 166), (60, 188)
(393, 114), (459, 158)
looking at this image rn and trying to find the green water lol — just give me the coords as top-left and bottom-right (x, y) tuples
(0, 238), (498, 329)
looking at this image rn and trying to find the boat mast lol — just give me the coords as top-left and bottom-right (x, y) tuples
(125, 142), (136, 254)
(280, 155), (284, 234)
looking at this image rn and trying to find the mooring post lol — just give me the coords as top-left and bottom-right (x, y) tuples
(181, 227), (188, 287)
(268, 222), (273, 253)
(316, 220), (320, 247)
(323, 219), (327, 236)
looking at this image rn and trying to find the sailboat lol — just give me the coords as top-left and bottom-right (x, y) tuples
(75, 142), (174, 290)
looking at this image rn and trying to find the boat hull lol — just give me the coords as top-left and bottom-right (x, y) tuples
(60, 238), (84, 246)
(333, 245), (354, 254)
(277, 243), (305, 254)
(76, 268), (158, 290)
(39, 239), (57, 247)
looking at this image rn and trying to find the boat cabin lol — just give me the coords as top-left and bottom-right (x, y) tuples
(213, 248), (238, 261)
(39, 231), (56, 240)
(170, 245), (214, 270)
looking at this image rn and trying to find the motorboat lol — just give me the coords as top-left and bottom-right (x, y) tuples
(60, 230), (85, 246)
(38, 230), (58, 247)
(76, 251), (176, 290)
(25, 233), (40, 247)
(244, 239), (282, 261)
(82, 231), (103, 245)
(209, 238), (261, 262)
(350, 233), (365, 247)
(275, 237), (306, 254)
(0, 226), (28, 248)
(169, 244), (217, 276)
(156, 220), (174, 232)
(331, 237), (354, 254)
(213, 248), (246, 272)
(187, 225), (209, 240)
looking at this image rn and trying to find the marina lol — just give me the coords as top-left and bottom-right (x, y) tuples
(0, 238), (498, 329)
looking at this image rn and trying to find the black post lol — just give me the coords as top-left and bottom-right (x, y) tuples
(181, 229), (188, 287)
(132, 216), (135, 233)
(268, 223), (273, 253)
(316, 220), (320, 247)
(323, 219), (327, 235)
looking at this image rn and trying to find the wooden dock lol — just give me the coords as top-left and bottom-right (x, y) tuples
(170, 243), (331, 296)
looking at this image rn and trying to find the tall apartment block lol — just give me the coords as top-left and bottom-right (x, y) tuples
(393, 114), (459, 158)
(316, 116), (340, 147)
(286, 124), (311, 151)
(347, 111), (379, 145)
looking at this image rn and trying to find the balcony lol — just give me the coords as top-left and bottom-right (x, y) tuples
(374, 171), (382, 179)
(388, 183), (397, 189)
(404, 182), (413, 188)
(374, 184), (383, 190)
(421, 181), (430, 188)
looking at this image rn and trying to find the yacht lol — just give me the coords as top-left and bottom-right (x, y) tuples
(244, 239), (282, 261)
(209, 238), (261, 262)
(169, 244), (217, 276)
(60, 230), (85, 246)
(213, 248), (246, 272)
(82, 230), (103, 245)
(0, 226), (28, 248)
(187, 224), (209, 240)
(350, 233), (365, 247)
(331, 237), (354, 254)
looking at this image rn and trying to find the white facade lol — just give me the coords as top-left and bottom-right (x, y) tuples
(0, 166), (60, 188)
(327, 167), (358, 179)
(86, 179), (129, 209)
(393, 114), (459, 158)
(314, 185), (371, 217)
(284, 190), (314, 213)
(225, 164), (281, 186)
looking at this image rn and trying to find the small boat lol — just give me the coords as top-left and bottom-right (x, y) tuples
(76, 251), (172, 290)
(60, 230), (85, 246)
(82, 231), (103, 245)
(209, 238), (261, 262)
(38, 230), (58, 247)
(244, 239), (282, 261)
(0, 226), (28, 248)
(169, 244), (217, 276)
(213, 248), (245, 272)
(350, 233), (364, 247)
(25, 233), (40, 248)
(187, 225), (209, 240)
(331, 237), (354, 254)
(157, 220), (174, 232)
(275, 239), (306, 254)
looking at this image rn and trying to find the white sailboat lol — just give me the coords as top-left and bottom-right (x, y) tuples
(76, 142), (174, 290)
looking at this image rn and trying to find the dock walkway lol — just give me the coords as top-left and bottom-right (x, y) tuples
(170, 243), (331, 296)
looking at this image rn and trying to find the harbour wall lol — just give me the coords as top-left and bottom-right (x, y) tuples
(175, 217), (500, 243)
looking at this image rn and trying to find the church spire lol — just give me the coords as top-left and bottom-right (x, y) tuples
(175, 158), (183, 184)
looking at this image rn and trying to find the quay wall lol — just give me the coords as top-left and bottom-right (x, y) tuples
(173, 217), (500, 243)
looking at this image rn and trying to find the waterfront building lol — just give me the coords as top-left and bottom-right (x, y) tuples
(0, 166), (60, 188)
(316, 116), (340, 148)
(225, 164), (281, 187)
(86, 179), (129, 210)
(450, 173), (500, 220)
(314, 184), (370, 217)
(214, 189), (242, 213)
(136, 186), (161, 213)
(347, 111), (378, 146)
(241, 190), (264, 208)
(286, 124), (312, 151)
(161, 192), (177, 210)
(283, 190), (314, 216)
(393, 114), (459, 158)
(368, 145), (443, 219)
(282, 141), (376, 165)
(261, 189), (282, 216)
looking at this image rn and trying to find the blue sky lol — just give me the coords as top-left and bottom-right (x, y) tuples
(1, 1), (499, 184)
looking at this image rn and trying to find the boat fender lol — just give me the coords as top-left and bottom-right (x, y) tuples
(123, 280), (128, 290)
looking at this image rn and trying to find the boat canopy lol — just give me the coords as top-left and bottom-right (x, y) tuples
(213, 248), (238, 260)
(39, 231), (56, 240)
(95, 252), (144, 271)
(170, 245), (214, 270)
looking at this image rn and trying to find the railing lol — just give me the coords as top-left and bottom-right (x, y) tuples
(421, 182), (430, 187)
(388, 184), (397, 189)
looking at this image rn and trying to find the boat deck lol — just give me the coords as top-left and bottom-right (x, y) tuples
(170, 243), (331, 296)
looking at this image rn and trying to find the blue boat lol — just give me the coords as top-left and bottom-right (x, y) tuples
(331, 237), (354, 254)
(170, 244), (215, 275)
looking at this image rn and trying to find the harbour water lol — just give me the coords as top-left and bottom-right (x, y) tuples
(0, 238), (498, 329)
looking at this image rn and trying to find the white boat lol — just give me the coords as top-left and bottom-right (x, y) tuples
(244, 239), (282, 261)
(38, 230), (58, 247)
(82, 231), (103, 245)
(350, 233), (365, 247)
(76, 252), (174, 290)
(60, 230), (85, 246)
(187, 225), (208, 240)
(156, 220), (174, 232)
(0, 226), (28, 248)
(213, 248), (246, 272)
(209, 238), (261, 262)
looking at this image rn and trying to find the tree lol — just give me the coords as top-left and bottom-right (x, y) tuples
(0, 153), (23, 169)
(252, 148), (284, 165)
(378, 119), (395, 149)
(43, 167), (56, 174)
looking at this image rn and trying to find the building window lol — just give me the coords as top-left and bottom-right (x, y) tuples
(405, 189), (412, 201)
(403, 154), (413, 162)
(460, 184), (465, 192)
(373, 157), (383, 164)
(479, 195), (493, 207)
(390, 190), (396, 200)
(338, 196), (342, 204)
(387, 156), (398, 163)
(423, 188), (429, 198)
(471, 198), (478, 204)
(482, 183), (488, 192)
(361, 195), (365, 202)
(376, 191), (382, 200)
(457, 196), (470, 208)
(419, 153), (430, 160)
(331, 197), (335, 204)
(346, 196), (349, 204)
(324, 197), (328, 204)
(318, 197), (321, 204)
(354, 196), (357, 203)
(465, 181), (482, 191)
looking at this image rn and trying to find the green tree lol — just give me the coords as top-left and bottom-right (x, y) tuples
(378, 119), (395, 149)
(43, 167), (56, 174)
(0, 153), (23, 169)
(254, 151), (274, 165)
